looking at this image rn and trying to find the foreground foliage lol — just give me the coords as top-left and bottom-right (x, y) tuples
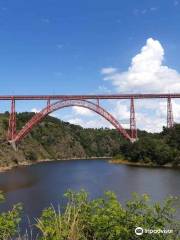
(0, 191), (22, 239)
(0, 190), (179, 239)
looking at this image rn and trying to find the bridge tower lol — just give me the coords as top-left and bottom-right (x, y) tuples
(167, 96), (174, 128)
(130, 97), (137, 140)
(7, 97), (16, 141)
(47, 98), (51, 112)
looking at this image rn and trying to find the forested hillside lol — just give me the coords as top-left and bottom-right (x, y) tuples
(0, 112), (127, 168)
(0, 112), (180, 168)
(120, 125), (180, 166)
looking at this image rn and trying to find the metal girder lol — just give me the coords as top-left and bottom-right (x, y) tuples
(167, 97), (174, 128)
(1, 93), (180, 100)
(130, 98), (137, 140)
(10, 99), (133, 145)
(4, 93), (177, 148)
(7, 98), (16, 141)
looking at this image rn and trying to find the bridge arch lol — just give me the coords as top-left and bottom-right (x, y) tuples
(11, 99), (133, 145)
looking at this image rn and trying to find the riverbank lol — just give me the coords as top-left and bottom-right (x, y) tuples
(1, 156), (180, 173)
(0, 156), (112, 172)
(109, 159), (180, 168)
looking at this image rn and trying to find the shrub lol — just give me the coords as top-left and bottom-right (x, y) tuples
(36, 190), (180, 240)
(0, 190), (179, 239)
(0, 191), (23, 240)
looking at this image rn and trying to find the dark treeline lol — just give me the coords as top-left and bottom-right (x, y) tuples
(120, 125), (180, 166)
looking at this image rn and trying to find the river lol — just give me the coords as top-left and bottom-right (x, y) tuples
(0, 159), (180, 230)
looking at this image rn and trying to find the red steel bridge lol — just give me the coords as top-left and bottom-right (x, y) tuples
(0, 93), (177, 149)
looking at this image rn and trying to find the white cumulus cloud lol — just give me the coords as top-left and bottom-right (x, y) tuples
(68, 117), (111, 129)
(100, 38), (180, 132)
(58, 38), (180, 133)
(101, 67), (117, 75)
(72, 106), (93, 116)
(102, 38), (180, 93)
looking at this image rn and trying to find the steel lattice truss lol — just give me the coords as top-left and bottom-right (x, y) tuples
(0, 93), (176, 149)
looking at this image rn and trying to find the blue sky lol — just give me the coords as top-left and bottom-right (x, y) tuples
(1, 0), (180, 131)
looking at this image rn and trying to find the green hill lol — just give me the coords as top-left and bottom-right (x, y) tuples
(0, 112), (127, 168)
(0, 112), (180, 169)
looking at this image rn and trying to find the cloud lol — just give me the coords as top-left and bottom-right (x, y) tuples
(97, 85), (112, 93)
(136, 112), (165, 132)
(64, 38), (180, 133)
(101, 67), (117, 74)
(36, 38), (179, 134)
(72, 106), (93, 116)
(133, 7), (157, 15)
(112, 101), (130, 122)
(100, 38), (180, 132)
(68, 117), (112, 129)
(157, 100), (180, 121)
(102, 38), (180, 93)
(31, 108), (40, 113)
(67, 101), (130, 129)
(31, 107), (58, 118)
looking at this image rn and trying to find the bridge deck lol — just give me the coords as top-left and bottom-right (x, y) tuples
(1, 93), (180, 100)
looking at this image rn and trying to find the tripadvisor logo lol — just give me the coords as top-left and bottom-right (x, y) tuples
(135, 227), (173, 236)
(135, 227), (143, 236)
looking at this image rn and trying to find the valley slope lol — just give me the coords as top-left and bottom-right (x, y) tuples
(0, 112), (180, 169)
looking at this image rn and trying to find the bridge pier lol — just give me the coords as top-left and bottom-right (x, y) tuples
(97, 98), (100, 106)
(47, 98), (51, 112)
(7, 97), (16, 141)
(130, 97), (137, 141)
(130, 138), (137, 143)
(167, 97), (174, 128)
(8, 140), (17, 151)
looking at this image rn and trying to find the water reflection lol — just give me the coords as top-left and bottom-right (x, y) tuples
(0, 160), (179, 228)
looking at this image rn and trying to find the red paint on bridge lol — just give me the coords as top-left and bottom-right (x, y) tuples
(0, 93), (176, 148)
(12, 99), (133, 145)
(0, 93), (180, 100)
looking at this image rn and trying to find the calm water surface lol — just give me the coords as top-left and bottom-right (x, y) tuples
(0, 159), (180, 229)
